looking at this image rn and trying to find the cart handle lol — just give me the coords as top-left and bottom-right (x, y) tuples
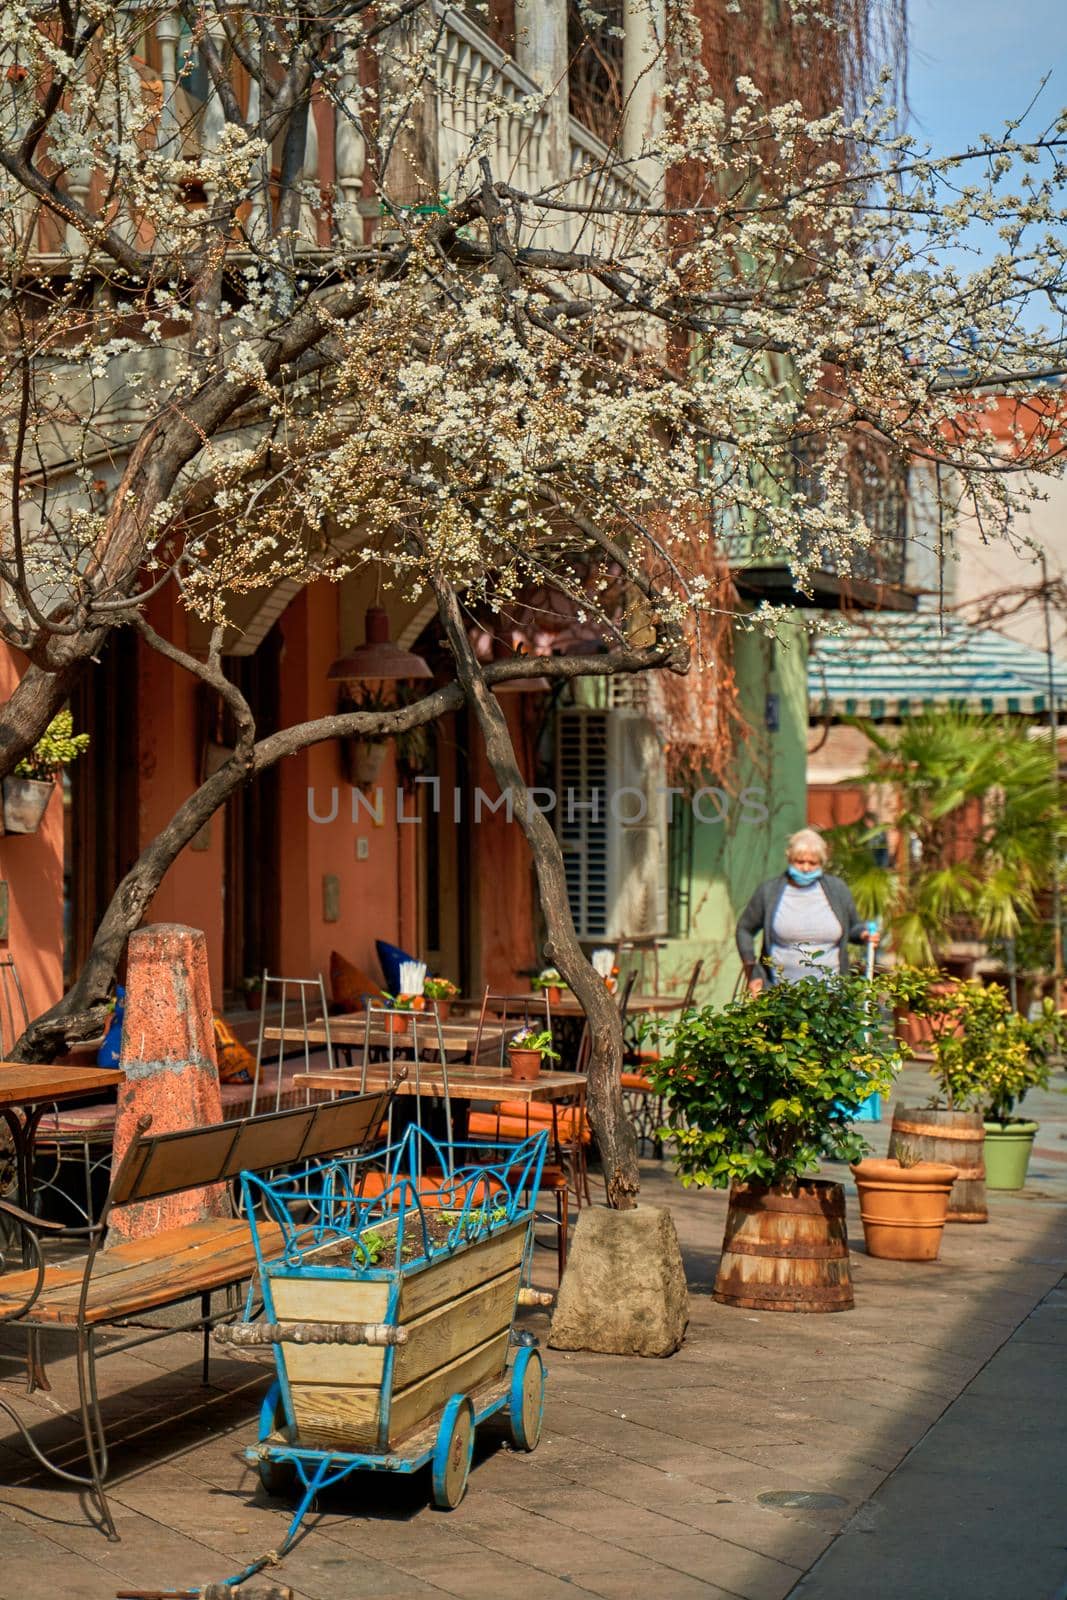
(215, 1320), (409, 1348)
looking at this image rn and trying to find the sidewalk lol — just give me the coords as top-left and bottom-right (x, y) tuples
(0, 1064), (1064, 1599)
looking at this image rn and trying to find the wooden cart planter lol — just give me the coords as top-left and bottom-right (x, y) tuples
(217, 1125), (550, 1589)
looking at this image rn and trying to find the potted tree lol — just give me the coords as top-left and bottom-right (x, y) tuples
(653, 973), (902, 1312)
(506, 1028), (561, 1083)
(886, 973), (1063, 1210)
(2, 710), (90, 835)
(980, 996), (1062, 1190)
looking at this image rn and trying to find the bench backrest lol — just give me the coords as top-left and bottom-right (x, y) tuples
(109, 1090), (391, 1208)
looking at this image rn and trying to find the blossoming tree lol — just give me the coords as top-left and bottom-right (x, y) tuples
(1, 0), (1065, 1205)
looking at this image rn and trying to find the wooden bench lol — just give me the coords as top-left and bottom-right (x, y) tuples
(0, 1090), (390, 1541)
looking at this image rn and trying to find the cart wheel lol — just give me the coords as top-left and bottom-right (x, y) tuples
(432, 1394), (475, 1509)
(257, 1381), (296, 1498)
(508, 1346), (545, 1452)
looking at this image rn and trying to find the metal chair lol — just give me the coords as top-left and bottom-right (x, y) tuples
(250, 971), (334, 1115)
(622, 958), (703, 1156)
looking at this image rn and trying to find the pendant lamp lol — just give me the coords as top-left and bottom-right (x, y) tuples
(327, 606), (433, 684)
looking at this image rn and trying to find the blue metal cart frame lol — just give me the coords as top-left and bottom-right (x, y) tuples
(217, 1124), (550, 1591)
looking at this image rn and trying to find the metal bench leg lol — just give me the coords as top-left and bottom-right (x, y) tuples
(202, 1290), (211, 1385)
(77, 1327), (118, 1542)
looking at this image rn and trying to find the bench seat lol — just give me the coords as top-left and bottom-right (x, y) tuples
(0, 1217), (283, 1326)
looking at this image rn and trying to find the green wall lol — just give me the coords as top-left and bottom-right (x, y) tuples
(652, 615), (809, 1009)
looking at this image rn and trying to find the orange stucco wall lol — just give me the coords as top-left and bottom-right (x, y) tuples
(0, 649), (65, 1036)
(469, 698), (537, 991)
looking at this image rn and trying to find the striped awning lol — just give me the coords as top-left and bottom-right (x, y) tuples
(809, 614), (1067, 719)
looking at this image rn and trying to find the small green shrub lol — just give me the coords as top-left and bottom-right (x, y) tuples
(13, 710), (90, 780)
(651, 973), (905, 1190)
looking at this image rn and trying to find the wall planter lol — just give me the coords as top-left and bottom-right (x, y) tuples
(713, 1180), (853, 1312)
(850, 1158), (958, 1260)
(1, 776), (55, 835)
(508, 1048), (542, 1082)
(982, 1121), (1039, 1190)
(348, 739), (387, 788)
(889, 1105), (987, 1222)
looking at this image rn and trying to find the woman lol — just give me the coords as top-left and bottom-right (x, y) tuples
(736, 828), (878, 994)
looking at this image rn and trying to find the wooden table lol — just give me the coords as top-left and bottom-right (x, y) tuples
(0, 1064), (126, 1216)
(263, 1019), (506, 1061)
(294, 1064), (586, 1104)
(546, 993), (686, 1016)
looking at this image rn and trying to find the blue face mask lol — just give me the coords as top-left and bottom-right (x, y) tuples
(787, 866), (823, 887)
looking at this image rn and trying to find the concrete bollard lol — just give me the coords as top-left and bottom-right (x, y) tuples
(108, 923), (229, 1244)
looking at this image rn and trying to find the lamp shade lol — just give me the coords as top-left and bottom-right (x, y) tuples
(326, 606), (433, 683)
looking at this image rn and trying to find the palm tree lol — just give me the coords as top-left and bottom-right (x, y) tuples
(826, 711), (1063, 968)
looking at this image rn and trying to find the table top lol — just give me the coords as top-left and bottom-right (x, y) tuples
(264, 1021), (505, 1058)
(0, 1063), (125, 1110)
(545, 993), (686, 1016)
(293, 1065), (587, 1104)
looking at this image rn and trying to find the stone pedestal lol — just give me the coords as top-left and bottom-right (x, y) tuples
(548, 1204), (689, 1357)
(108, 923), (228, 1244)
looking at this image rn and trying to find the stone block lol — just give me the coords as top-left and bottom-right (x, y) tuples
(108, 923), (228, 1244)
(548, 1204), (690, 1357)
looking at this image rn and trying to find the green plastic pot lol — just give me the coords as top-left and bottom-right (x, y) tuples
(982, 1121), (1038, 1190)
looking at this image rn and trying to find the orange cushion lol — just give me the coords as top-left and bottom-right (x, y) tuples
(330, 951), (384, 1013)
(620, 1072), (654, 1093)
(212, 1017), (255, 1084)
(469, 1108), (591, 1144)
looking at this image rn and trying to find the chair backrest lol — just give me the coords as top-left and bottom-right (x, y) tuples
(251, 971), (333, 1115)
(473, 988), (551, 1068)
(108, 1090), (391, 1209)
(682, 959), (704, 1010)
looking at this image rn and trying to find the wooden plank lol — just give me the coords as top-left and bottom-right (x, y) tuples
(398, 1222), (527, 1322)
(388, 1328), (510, 1445)
(270, 1275), (390, 1331)
(394, 1267), (519, 1390)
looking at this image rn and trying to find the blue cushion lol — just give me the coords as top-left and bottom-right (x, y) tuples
(376, 939), (419, 997)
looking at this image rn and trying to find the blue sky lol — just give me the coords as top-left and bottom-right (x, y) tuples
(903, 0), (1066, 323)
(906, 0), (1065, 157)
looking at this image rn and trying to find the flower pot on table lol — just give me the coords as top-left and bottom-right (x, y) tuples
(850, 1158), (958, 1261)
(384, 1012), (410, 1035)
(508, 1049), (542, 1082)
(982, 1121), (1038, 1190)
(546, 987), (562, 1006)
(431, 1000), (452, 1023)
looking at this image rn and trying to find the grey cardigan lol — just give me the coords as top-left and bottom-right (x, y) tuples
(736, 873), (865, 981)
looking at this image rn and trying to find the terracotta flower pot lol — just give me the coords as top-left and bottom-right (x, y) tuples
(546, 987), (562, 1006)
(384, 1012), (410, 1035)
(983, 1121), (1038, 1190)
(850, 1158), (958, 1261)
(508, 1048), (542, 1082)
(432, 1000), (452, 1023)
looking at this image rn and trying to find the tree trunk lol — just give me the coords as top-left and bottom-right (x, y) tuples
(429, 576), (640, 1209)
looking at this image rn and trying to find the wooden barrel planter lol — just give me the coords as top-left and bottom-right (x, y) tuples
(713, 1180), (853, 1313)
(888, 1106), (987, 1223)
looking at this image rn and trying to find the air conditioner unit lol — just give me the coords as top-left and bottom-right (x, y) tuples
(555, 706), (668, 941)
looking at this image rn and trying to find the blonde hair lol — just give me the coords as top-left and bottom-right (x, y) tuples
(786, 827), (828, 866)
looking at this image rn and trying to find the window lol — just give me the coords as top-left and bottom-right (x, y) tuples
(667, 793), (694, 939)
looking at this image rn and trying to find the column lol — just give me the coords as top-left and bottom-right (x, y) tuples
(622, 0), (666, 188)
(514, 0), (569, 189)
(334, 36), (366, 245)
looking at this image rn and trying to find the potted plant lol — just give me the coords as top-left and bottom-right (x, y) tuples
(850, 1142), (959, 1261)
(979, 996), (1062, 1190)
(506, 1028), (561, 1082)
(887, 972), (1060, 1212)
(424, 976), (459, 1021)
(2, 710), (90, 835)
(239, 974), (264, 1012)
(381, 994), (416, 1034)
(532, 968), (567, 1006)
(652, 972), (903, 1312)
